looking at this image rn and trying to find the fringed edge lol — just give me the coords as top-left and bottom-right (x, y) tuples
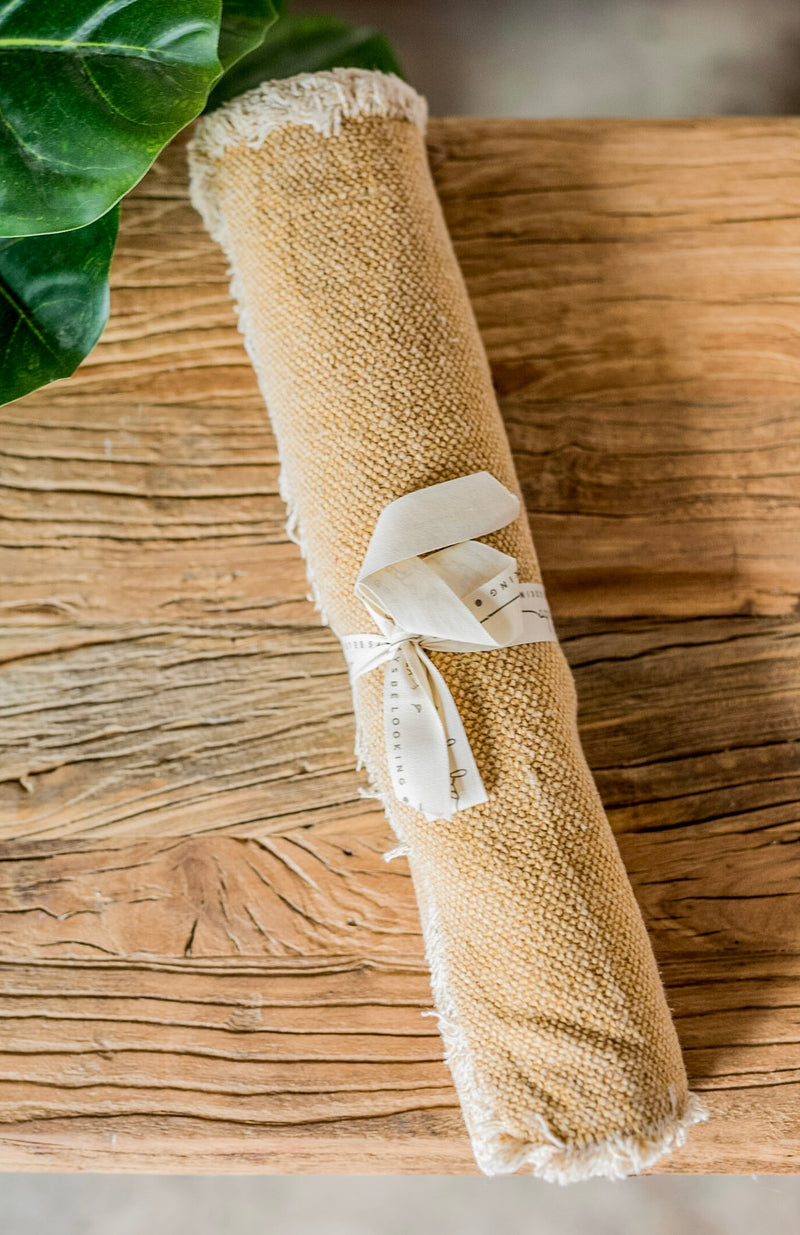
(475, 1091), (710, 1183)
(188, 68), (427, 244)
(355, 731), (411, 862)
(414, 837), (709, 1182)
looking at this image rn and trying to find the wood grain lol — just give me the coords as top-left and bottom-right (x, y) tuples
(1, 119), (799, 1172)
(0, 622), (372, 842)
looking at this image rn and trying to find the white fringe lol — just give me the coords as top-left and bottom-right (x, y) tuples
(479, 1093), (709, 1183)
(382, 842), (411, 863)
(189, 68), (427, 244)
(418, 843), (709, 1181)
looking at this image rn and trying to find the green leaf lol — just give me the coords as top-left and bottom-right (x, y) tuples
(218, 0), (283, 72)
(0, 1), (223, 236)
(0, 206), (118, 405)
(206, 13), (403, 113)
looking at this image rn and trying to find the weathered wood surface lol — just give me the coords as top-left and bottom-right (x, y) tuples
(0, 118), (799, 1173)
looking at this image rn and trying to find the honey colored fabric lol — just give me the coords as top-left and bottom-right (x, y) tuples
(189, 69), (705, 1181)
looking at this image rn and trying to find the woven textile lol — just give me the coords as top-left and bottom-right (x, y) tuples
(189, 68), (706, 1181)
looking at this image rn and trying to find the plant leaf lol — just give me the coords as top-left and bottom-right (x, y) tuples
(0, 207), (118, 406)
(206, 13), (403, 113)
(0, 0), (223, 236)
(218, 0), (283, 72)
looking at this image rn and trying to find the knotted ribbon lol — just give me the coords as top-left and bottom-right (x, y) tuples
(340, 472), (557, 819)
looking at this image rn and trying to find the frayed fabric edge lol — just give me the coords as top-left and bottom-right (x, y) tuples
(412, 832), (709, 1182)
(188, 68), (427, 244)
(474, 1092), (709, 1183)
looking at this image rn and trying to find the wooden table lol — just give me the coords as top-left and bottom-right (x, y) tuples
(1, 118), (799, 1174)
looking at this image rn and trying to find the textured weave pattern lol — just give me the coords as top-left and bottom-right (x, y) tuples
(189, 69), (704, 1180)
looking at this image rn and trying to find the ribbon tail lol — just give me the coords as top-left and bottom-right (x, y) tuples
(421, 650), (489, 819)
(382, 644), (488, 821)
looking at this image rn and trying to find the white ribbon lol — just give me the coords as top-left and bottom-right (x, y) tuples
(340, 472), (558, 821)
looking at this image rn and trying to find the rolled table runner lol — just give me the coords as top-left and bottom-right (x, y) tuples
(188, 68), (706, 1181)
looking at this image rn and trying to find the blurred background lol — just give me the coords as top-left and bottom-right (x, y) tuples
(5, 0), (799, 1230)
(4, 1174), (800, 1234)
(294, 0), (800, 116)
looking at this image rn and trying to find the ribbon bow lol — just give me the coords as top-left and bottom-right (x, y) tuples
(340, 472), (557, 820)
